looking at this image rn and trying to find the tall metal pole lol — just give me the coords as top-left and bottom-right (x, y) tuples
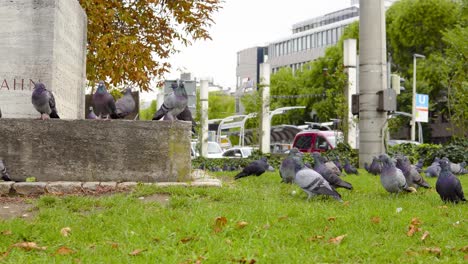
(411, 56), (416, 141)
(260, 63), (271, 154)
(358, 0), (388, 167)
(200, 80), (209, 157)
(343, 39), (358, 149)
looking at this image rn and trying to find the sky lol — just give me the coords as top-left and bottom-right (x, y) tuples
(163, 0), (351, 87)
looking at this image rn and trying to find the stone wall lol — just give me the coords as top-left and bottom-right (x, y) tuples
(0, 119), (192, 182)
(0, 0), (87, 119)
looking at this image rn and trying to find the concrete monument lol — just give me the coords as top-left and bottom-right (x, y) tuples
(0, 0), (87, 119)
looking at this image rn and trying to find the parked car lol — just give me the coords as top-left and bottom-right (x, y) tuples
(191, 141), (224, 159)
(387, 139), (421, 147)
(222, 146), (255, 158)
(292, 130), (343, 153)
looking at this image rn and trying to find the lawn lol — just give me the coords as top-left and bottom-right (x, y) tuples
(0, 170), (467, 263)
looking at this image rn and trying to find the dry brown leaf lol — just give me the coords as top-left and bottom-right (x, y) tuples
(214, 216), (228, 233)
(329, 234), (347, 244)
(55, 246), (75, 255)
(407, 225), (421, 237)
(180, 237), (194, 243)
(327, 217), (336, 222)
(307, 235), (325, 242)
(278, 215), (288, 221)
(323, 226), (330, 232)
(460, 245), (468, 252)
(411, 218), (422, 226)
(421, 231), (430, 241)
(343, 201), (350, 206)
(236, 221), (248, 229)
(437, 205), (448, 209)
(108, 242), (119, 249)
(371, 217), (381, 224)
(129, 249), (146, 256)
(1, 230), (12, 236)
(11, 242), (47, 251)
(405, 250), (419, 256)
(464, 254), (468, 261)
(423, 247), (441, 256)
(1, 251), (9, 260)
(60, 227), (71, 237)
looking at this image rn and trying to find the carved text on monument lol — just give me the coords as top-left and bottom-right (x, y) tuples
(0, 79), (39, 91)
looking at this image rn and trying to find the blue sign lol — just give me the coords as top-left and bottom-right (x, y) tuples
(416, 94), (429, 108)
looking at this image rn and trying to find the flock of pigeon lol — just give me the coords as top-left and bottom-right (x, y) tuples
(235, 149), (466, 204)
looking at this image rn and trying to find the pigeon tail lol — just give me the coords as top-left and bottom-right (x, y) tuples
(49, 111), (60, 119)
(234, 172), (248, 180)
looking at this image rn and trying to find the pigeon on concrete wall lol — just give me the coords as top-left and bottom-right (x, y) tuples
(176, 106), (197, 134)
(0, 159), (12, 181)
(234, 157), (275, 180)
(93, 81), (118, 119)
(343, 159), (359, 175)
(378, 154), (416, 194)
(395, 155), (431, 189)
(311, 153), (353, 190)
(31, 83), (60, 120)
(115, 87), (136, 118)
(87, 106), (97, 119)
(295, 167), (343, 202)
(280, 148), (303, 183)
(152, 81), (188, 121)
(436, 159), (466, 203)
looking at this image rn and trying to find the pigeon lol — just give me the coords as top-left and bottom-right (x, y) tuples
(115, 88), (136, 118)
(279, 148), (303, 183)
(324, 158), (342, 176)
(234, 157), (274, 180)
(31, 83), (60, 120)
(395, 155), (431, 189)
(176, 106), (197, 134)
(445, 158), (467, 175)
(87, 106), (98, 119)
(0, 159), (12, 181)
(0, 107), (2, 118)
(378, 154), (416, 194)
(425, 158), (441, 178)
(93, 81), (118, 119)
(366, 156), (382, 175)
(436, 159), (466, 203)
(152, 80), (188, 121)
(332, 157), (343, 173)
(343, 159), (359, 175)
(311, 153), (353, 190)
(414, 158), (424, 172)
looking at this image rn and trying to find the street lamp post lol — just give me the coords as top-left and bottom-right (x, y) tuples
(411, 53), (425, 141)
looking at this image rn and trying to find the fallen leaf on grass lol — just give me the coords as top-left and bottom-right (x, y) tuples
(1, 251), (9, 260)
(232, 257), (256, 264)
(460, 245), (468, 252)
(329, 234), (347, 244)
(327, 217), (336, 222)
(278, 215), (288, 221)
(323, 226), (330, 232)
(236, 221), (249, 229)
(421, 231), (430, 241)
(464, 254), (468, 261)
(342, 201), (350, 206)
(214, 216), (228, 233)
(371, 217), (381, 224)
(107, 242), (119, 249)
(11, 242), (47, 251)
(407, 225), (421, 237)
(307, 235), (325, 242)
(411, 218), (422, 226)
(60, 227), (71, 237)
(129, 249), (146, 256)
(405, 250), (419, 256)
(423, 247), (441, 256)
(1, 230), (12, 236)
(437, 205), (448, 209)
(55, 246), (75, 255)
(180, 237), (195, 243)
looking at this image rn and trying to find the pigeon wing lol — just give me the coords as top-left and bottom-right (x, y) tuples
(48, 90), (60, 118)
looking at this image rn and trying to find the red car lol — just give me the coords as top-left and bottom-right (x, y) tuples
(292, 130), (343, 153)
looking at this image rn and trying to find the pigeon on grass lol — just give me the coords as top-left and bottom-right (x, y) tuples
(234, 157), (274, 180)
(295, 167), (343, 202)
(436, 159), (466, 203)
(31, 83), (60, 120)
(311, 153), (353, 190)
(343, 159), (359, 175)
(378, 154), (416, 194)
(279, 148), (303, 183)
(395, 155), (431, 189)
(115, 88), (136, 119)
(365, 156), (382, 175)
(153, 81), (188, 121)
(424, 158), (441, 178)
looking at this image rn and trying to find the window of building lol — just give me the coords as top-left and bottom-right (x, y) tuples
(317, 33), (322, 47)
(327, 30), (331, 45)
(331, 28), (336, 44)
(311, 33), (315, 48)
(275, 44), (279, 57)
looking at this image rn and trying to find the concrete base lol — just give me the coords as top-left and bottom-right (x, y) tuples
(0, 119), (192, 182)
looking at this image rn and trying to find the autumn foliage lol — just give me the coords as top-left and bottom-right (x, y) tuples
(78, 0), (222, 91)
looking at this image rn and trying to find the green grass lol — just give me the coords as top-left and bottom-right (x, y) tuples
(1, 171), (467, 263)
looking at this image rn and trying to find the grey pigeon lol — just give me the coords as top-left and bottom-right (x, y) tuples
(366, 156), (382, 175)
(343, 159), (359, 175)
(0, 159), (12, 181)
(395, 155), (431, 189)
(332, 157), (343, 173)
(436, 159), (466, 203)
(295, 168), (343, 202)
(279, 148), (303, 183)
(93, 81), (118, 119)
(378, 154), (416, 194)
(115, 88), (136, 118)
(425, 158), (441, 178)
(235, 157), (274, 180)
(311, 153), (353, 190)
(87, 106), (97, 119)
(324, 158), (342, 176)
(444, 157), (468, 175)
(31, 83), (60, 120)
(152, 80), (188, 121)
(414, 158), (424, 172)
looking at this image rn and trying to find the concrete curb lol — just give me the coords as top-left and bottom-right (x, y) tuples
(0, 178), (222, 196)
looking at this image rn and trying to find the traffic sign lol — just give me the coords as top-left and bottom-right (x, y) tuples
(415, 93), (429, 122)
